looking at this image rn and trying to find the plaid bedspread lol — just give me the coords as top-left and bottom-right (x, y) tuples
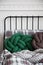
(0, 49), (43, 65)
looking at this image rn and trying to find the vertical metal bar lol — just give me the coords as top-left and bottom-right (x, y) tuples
(38, 16), (39, 30)
(32, 16), (33, 30)
(4, 18), (6, 50)
(21, 16), (22, 30)
(10, 16), (11, 30)
(26, 16), (28, 30)
(15, 17), (17, 30)
(4, 19), (6, 36)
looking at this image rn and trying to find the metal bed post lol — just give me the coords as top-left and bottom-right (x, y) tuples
(10, 16), (11, 31)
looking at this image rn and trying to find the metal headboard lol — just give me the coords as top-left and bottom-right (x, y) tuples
(4, 16), (43, 49)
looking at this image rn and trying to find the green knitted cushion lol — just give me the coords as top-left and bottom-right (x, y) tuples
(4, 33), (34, 53)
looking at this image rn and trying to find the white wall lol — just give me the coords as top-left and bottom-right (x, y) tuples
(0, 0), (43, 10)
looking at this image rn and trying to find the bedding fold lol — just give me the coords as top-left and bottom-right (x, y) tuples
(0, 49), (43, 65)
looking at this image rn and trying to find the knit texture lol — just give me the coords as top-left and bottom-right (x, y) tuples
(32, 32), (43, 49)
(4, 33), (34, 53)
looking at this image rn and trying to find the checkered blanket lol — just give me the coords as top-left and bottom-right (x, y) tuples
(0, 49), (43, 65)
